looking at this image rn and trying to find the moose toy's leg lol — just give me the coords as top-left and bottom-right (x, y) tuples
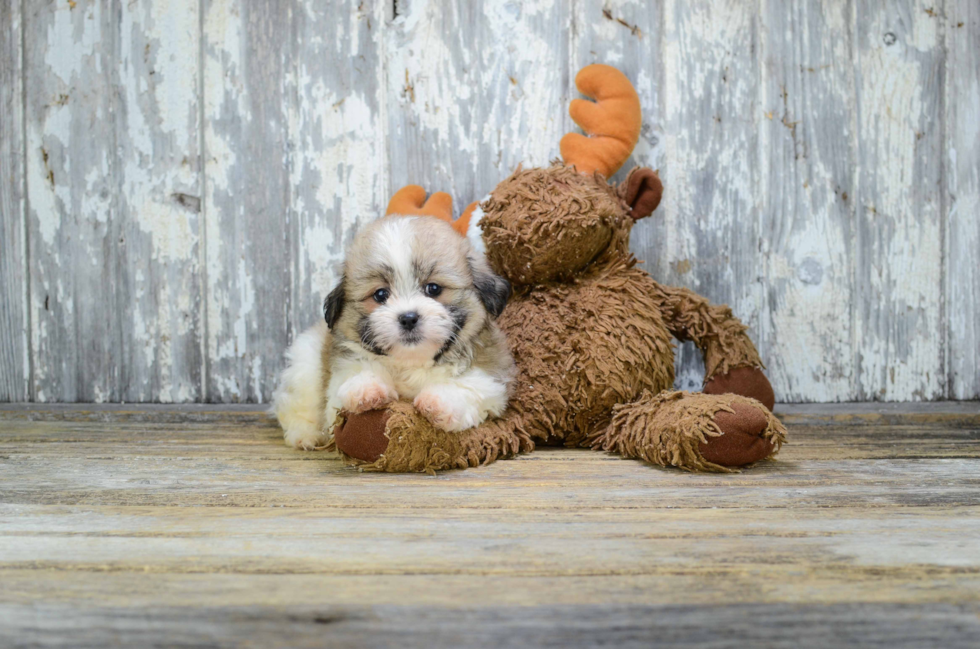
(589, 390), (786, 471)
(649, 280), (775, 410)
(333, 403), (534, 473)
(703, 366), (775, 411)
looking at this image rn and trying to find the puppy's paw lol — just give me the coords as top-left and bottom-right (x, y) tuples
(338, 373), (398, 414)
(414, 387), (484, 432)
(284, 423), (328, 451)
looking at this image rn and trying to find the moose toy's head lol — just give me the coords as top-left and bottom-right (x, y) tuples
(471, 65), (664, 287)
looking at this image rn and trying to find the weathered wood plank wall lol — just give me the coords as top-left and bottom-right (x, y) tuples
(0, 0), (26, 401)
(946, 0), (980, 400)
(0, 0), (976, 403)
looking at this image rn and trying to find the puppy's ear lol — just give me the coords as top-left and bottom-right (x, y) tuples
(323, 279), (346, 329)
(469, 257), (511, 318)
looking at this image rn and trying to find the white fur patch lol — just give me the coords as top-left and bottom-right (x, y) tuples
(413, 368), (509, 432)
(271, 322), (330, 450)
(273, 212), (512, 448)
(465, 196), (491, 255)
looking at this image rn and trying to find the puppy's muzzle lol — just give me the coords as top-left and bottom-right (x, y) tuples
(398, 311), (420, 332)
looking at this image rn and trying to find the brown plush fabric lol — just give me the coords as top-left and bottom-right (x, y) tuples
(700, 401), (776, 467)
(479, 163), (625, 286)
(333, 409), (391, 463)
(590, 391), (785, 473)
(495, 257), (675, 447)
(619, 167), (663, 220)
(704, 366), (776, 412)
(648, 282), (764, 380)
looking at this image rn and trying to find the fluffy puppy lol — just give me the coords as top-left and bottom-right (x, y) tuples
(273, 215), (515, 450)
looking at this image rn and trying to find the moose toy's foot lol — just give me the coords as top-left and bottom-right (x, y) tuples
(591, 390), (786, 471)
(333, 409), (391, 463)
(703, 365), (775, 411)
(333, 402), (534, 473)
(699, 399), (776, 467)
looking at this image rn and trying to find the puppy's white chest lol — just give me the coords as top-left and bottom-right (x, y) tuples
(385, 362), (458, 398)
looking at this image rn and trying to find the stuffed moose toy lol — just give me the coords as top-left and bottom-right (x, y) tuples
(329, 64), (786, 472)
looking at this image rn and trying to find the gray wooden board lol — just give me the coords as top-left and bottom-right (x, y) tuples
(854, 0), (944, 401)
(112, 0), (205, 402)
(2, 603), (979, 649)
(23, 1), (204, 402)
(0, 0), (27, 401)
(658, 1), (765, 391)
(758, 0), (856, 401)
(287, 0), (387, 343)
(1, 405), (980, 647)
(24, 1), (120, 401)
(202, 0), (292, 403)
(945, 0), (980, 399)
(384, 0), (573, 213)
(2, 0), (979, 403)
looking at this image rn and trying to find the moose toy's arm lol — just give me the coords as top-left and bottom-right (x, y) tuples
(648, 280), (776, 410)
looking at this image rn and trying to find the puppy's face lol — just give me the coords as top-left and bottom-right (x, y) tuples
(324, 216), (510, 363)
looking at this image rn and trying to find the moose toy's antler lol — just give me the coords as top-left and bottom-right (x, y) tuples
(560, 64), (642, 178)
(385, 185), (471, 236)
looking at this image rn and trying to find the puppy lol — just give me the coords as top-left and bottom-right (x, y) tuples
(272, 215), (515, 450)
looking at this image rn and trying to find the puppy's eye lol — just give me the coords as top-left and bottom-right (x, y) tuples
(424, 283), (443, 298)
(372, 288), (390, 304)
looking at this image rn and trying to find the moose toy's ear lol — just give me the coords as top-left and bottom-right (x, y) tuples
(621, 167), (663, 221)
(323, 279), (346, 329)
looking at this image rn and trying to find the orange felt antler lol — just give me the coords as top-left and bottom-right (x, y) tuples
(559, 64), (642, 178)
(385, 185), (470, 236)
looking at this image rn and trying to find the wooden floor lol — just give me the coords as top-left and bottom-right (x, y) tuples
(1, 404), (979, 648)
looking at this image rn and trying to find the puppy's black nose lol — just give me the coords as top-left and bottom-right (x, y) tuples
(398, 312), (420, 331)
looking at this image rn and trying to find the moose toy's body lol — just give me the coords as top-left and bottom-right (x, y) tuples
(329, 65), (786, 472)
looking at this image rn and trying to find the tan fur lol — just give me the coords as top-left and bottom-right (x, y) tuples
(274, 215), (514, 449)
(330, 217), (511, 379)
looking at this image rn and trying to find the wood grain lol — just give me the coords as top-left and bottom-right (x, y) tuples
(1, 405), (979, 647)
(24, 1), (120, 401)
(287, 0), (387, 340)
(203, 0), (292, 402)
(0, 0), (27, 401)
(758, 0), (856, 402)
(114, 0), (204, 402)
(22, 0), (204, 403)
(384, 0), (571, 215)
(2, 1), (979, 403)
(945, 0), (980, 399)
(2, 601), (976, 649)
(660, 1), (764, 391)
(854, 0), (944, 401)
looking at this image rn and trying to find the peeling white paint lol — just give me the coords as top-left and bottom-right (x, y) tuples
(855, 1), (943, 400)
(385, 0), (568, 200)
(43, 3), (101, 87)
(287, 0), (387, 345)
(8, 0), (979, 404)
